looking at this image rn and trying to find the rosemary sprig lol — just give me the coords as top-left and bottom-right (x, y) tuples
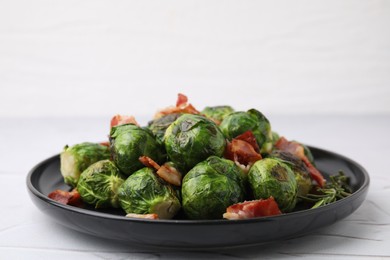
(299, 171), (352, 209)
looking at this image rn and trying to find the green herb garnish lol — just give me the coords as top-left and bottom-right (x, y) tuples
(299, 171), (352, 209)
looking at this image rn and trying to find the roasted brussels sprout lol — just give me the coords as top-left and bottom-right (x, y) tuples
(201, 106), (234, 123)
(118, 167), (181, 219)
(164, 114), (226, 172)
(248, 158), (297, 212)
(110, 123), (164, 175)
(60, 142), (110, 187)
(148, 113), (182, 142)
(77, 160), (125, 208)
(181, 156), (246, 219)
(219, 109), (273, 154)
(268, 151), (312, 197)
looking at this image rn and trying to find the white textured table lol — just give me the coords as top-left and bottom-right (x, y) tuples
(1, 115), (389, 259)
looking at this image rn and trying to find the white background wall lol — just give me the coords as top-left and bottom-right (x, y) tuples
(1, 0), (389, 120)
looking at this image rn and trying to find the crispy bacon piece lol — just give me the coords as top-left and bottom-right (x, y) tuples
(176, 93), (188, 107)
(223, 197), (282, 220)
(227, 139), (262, 165)
(224, 131), (262, 170)
(139, 156), (183, 186)
(154, 93), (200, 119)
(99, 141), (110, 147)
(139, 156), (161, 170)
(274, 137), (304, 157)
(235, 131), (260, 153)
(110, 114), (139, 128)
(157, 163), (182, 186)
(48, 189), (84, 207)
(126, 213), (159, 219)
(275, 137), (326, 187)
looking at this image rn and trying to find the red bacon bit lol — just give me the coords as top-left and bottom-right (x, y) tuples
(99, 141), (110, 147)
(275, 137), (304, 158)
(223, 197), (282, 220)
(48, 189), (84, 207)
(139, 156), (161, 170)
(126, 213), (159, 219)
(301, 156), (325, 188)
(176, 93), (188, 107)
(224, 131), (262, 169)
(110, 114), (139, 128)
(157, 163), (182, 186)
(154, 93), (201, 119)
(180, 103), (200, 114)
(235, 131), (260, 153)
(227, 139), (262, 165)
(139, 156), (183, 186)
(275, 137), (326, 187)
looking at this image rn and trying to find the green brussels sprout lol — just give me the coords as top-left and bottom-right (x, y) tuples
(148, 113), (182, 142)
(268, 151), (312, 197)
(118, 167), (181, 219)
(201, 106), (234, 122)
(60, 142), (110, 187)
(77, 160), (125, 208)
(110, 123), (164, 175)
(248, 158), (297, 212)
(219, 109), (273, 154)
(164, 114), (226, 172)
(181, 156), (246, 220)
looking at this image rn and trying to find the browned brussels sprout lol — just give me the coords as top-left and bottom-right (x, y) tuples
(110, 123), (165, 176)
(164, 114), (226, 172)
(148, 113), (182, 142)
(248, 158), (298, 212)
(181, 156), (246, 219)
(268, 151), (312, 198)
(118, 167), (181, 219)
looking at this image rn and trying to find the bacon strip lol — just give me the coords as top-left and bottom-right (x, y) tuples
(139, 156), (161, 170)
(157, 163), (182, 186)
(275, 137), (326, 187)
(99, 141), (110, 147)
(224, 131), (262, 169)
(139, 156), (182, 186)
(235, 131), (260, 153)
(110, 114), (139, 128)
(223, 197), (282, 220)
(126, 213), (159, 219)
(154, 93), (200, 119)
(176, 93), (188, 107)
(48, 189), (84, 207)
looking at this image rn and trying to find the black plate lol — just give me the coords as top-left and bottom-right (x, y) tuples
(27, 146), (369, 249)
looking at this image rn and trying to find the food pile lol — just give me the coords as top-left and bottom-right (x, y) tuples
(49, 94), (351, 220)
